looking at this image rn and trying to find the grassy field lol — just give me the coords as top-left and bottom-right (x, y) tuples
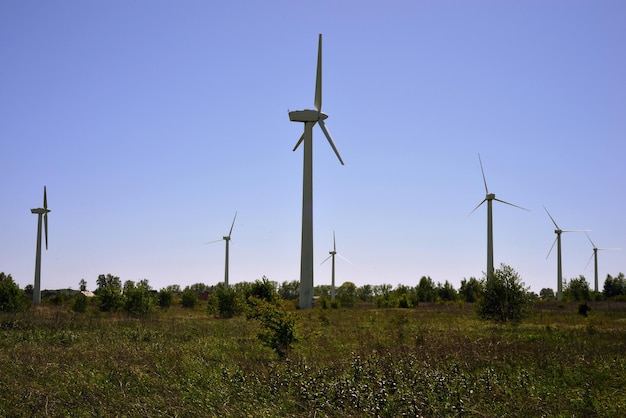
(1, 301), (625, 417)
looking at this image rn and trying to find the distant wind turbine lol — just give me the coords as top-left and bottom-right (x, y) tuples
(469, 154), (528, 279)
(544, 207), (589, 301)
(31, 186), (50, 305)
(321, 231), (350, 301)
(584, 232), (619, 293)
(289, 34), (344, 309)
(206, 212), (237, 289)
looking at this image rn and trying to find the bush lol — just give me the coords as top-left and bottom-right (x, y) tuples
(214, 286), (242, 318)
(477, 264), (532, 323)
(123, 286), (155, 316)
(0, 273), (30, 312)
(181, 289), (198, 309)
(97, 285), (124, 312)
(157, 289), (173, 309)
(245, 277), (277, 304)
(247, 300), (297, 358)
(71, 293), (88, 313)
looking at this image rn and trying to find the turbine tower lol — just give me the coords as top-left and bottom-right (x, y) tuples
(584, 232), (619, 293)
(31, 186), (50, 305)
(206, 212), (237, 289)
(544, 207), (588, 301)
(289, 34), (344, 309)
(321, 231), (350, 301)
(469, 154), (528, 279)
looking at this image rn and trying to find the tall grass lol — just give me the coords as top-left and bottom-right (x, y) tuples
(0, 302), (625, 416)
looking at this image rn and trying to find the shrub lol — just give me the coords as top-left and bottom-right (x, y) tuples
(97, 285), (124, 312)
(123, 286), (155, 316)
(247, 300), (297, 358)
(214, 286), (242, 318)
(578, 302), (591, 317)
(181, 289), (198, 309)
(478, 264), (532, 323)
(71, 293), (88, 313)
(245, 277), (277, 304)
(0, 273), (30, 312)
(157, 289), (173, 309)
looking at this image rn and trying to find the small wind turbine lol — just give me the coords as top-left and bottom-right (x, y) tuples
(544, 206), (588, 301)
(31, 186), (50, 305)
(289, 34), (344, 309)
(469, 154), (528, 279)
(206, 212), (237, 289)
(584, 232), (619, 293)
(321, 231), (350, 301)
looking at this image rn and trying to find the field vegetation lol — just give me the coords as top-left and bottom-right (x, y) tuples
(1, 269), (626, 416)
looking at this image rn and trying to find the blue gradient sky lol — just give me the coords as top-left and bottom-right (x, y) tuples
(1, 1), (624, 293)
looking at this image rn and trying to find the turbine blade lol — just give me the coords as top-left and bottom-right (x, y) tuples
(43, 186), (48, 210)
(292, 133), (305, 151)
(337, 253), (352, 264)
(478, 153), (489, 194)
(318, 119), (344, 165)
(546, 237), (558, 259)
(584, 252), (594, 270)
(543, 206), (560, 230)
(204, 239), (223, 245)
(44, 213), (49, 250)
(561, 229), (591, 233)
(493, 198), (530, 212)
(229, 211), (237, 237)
(585, 232), (596, 248)
(467, 199), (487, 217)
(314, 33), (322, 112)
(320, 255), (332, 265)
(333, 231), (336, 252)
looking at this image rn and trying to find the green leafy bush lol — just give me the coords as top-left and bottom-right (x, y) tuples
(97, 285), (124, 312)
(157, 289), (173, 309)
(0, 273), (30, 312)
(247, 300), (297, 358)
(181, 289), (198, 309)
(123, 285), (155, 316)
(214, 285), (242, 318)
(477, 264), (532, 323)
(71, 293), (88, 313)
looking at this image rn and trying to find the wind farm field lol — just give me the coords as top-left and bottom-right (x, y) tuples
(1, 302), (625, 417)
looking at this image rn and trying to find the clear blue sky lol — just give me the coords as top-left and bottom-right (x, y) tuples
(1, 1), (624, 294)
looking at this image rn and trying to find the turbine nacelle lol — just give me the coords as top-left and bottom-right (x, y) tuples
(486, 193), (495, 200)
(289, 110), (328, 123)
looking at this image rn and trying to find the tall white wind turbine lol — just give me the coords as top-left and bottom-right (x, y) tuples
(289, 34), (344, 309)
(584, 232), (619, 293)
(469, 154), (528, 279)
(31, 186), (50, 305)
(206, 212), (237, 289)
(544, 207), (588, 301)
(321, 231), (350, 301)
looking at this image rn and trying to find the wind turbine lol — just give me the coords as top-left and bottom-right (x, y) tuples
(206, 212), (237, 289)
(544, 206), (588, 301)
(469, 154), (528, 279)
(321, 231), (350, 301)
(31, 186), (50, 305)
(584, 232), (619, 293)
(289, 34), (344, 309)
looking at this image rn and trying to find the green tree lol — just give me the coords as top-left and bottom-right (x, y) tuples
(214, 284), (242, 318)
(417, 276), (438, 302)
(97, 285), (124, 312)
(157, 288), (173, 309)
(247, 300), (297, 358)
(337, 281), (358, 308)
(71, 293), (88, 313)
(181, 288), (198, 308)
(0, 273), (30, 312)
(563, 276), (591, 302)
(539, 288), (555, 301)
(437, 280), (459, 302)
(478, 264), (532, 323)
(278, 280), (299, 300)
(123, 284), (155, 316)
(603, 273), (625, 298)
(246, 276), (278, 304)
(79, 279), (87, 292)
(96, 274), (121, 291)
(459, 277), (483, 303)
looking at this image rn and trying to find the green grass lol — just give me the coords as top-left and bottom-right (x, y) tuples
(1, 302), (625, 417)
